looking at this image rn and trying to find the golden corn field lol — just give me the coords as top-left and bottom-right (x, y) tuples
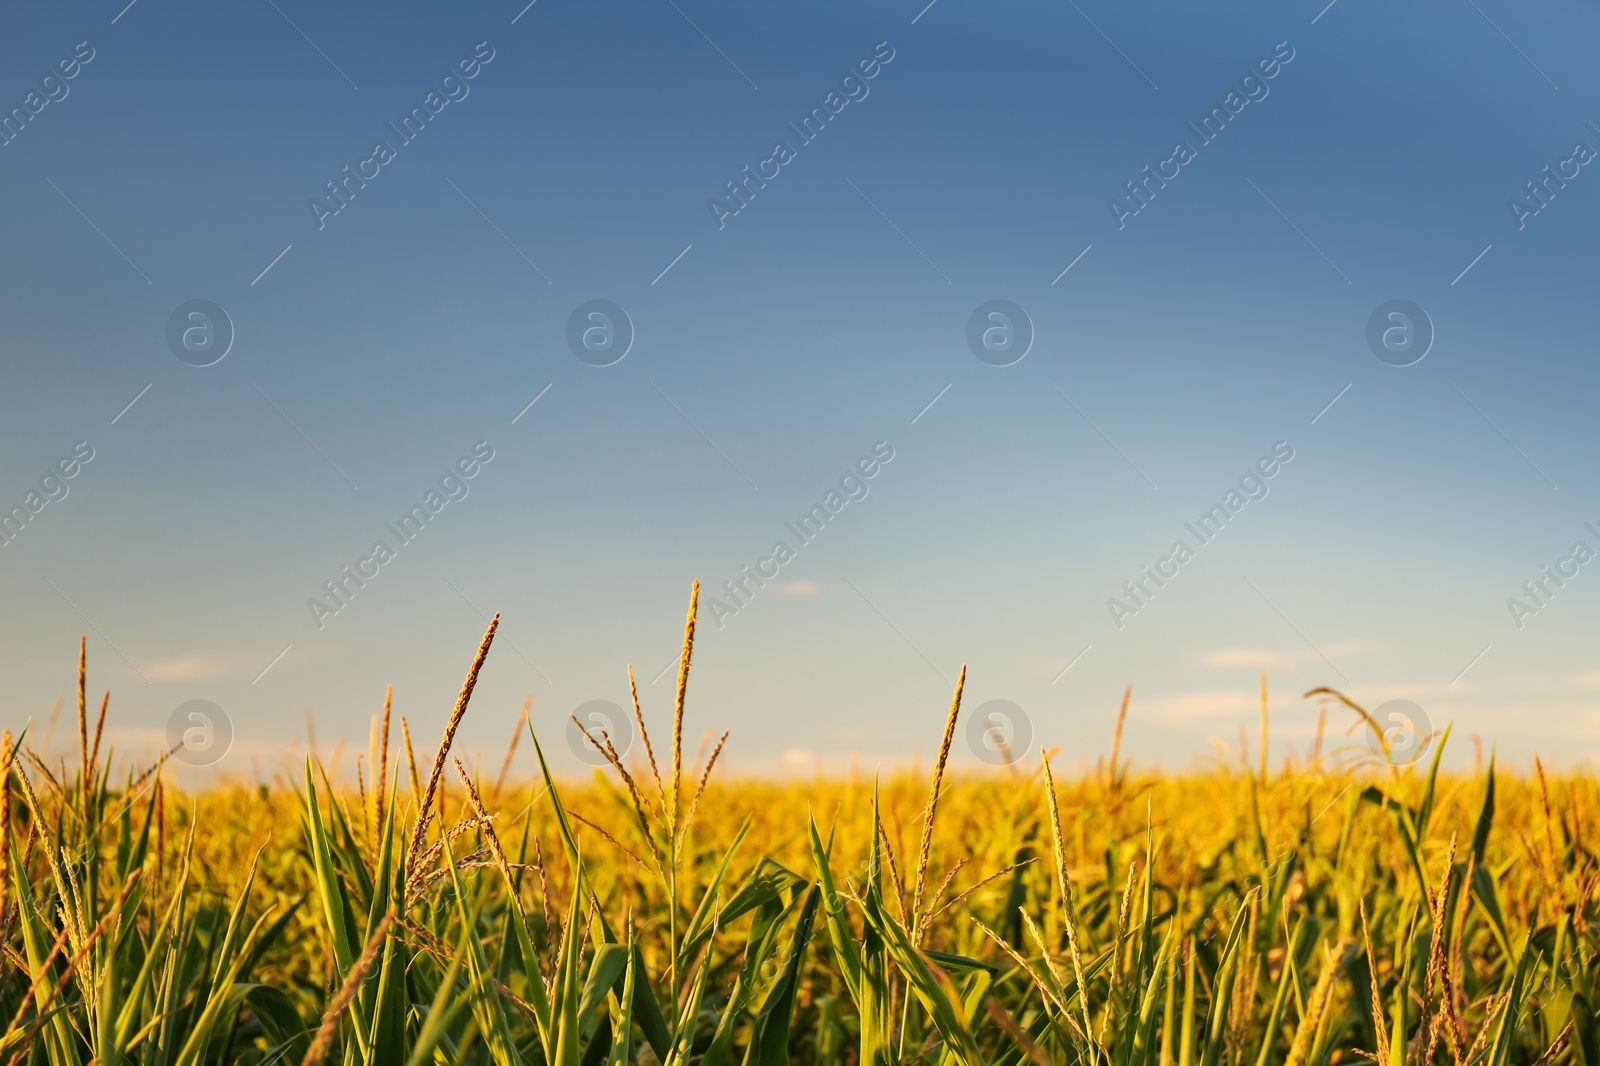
(2, 584), (1595, 1066)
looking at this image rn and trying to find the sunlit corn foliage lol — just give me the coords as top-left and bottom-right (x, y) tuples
(2, 585), (1596, 1066)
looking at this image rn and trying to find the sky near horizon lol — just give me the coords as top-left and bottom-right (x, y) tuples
(3, 0), (1600, 778)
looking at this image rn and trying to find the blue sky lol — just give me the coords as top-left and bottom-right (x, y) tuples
(4, 0), (1600, 777)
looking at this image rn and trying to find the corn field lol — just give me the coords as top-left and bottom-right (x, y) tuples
(1, 584), (1595, 1066)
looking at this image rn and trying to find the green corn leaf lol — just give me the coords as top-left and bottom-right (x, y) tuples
(809, 812), (862, 1001)
(702, 872), (802, 1066)
(1471, 755), (1497, 864)
(664, 946), (715, 1066)
(444, 827), (526, 1066)
(1416, 723), (1452, 834)
(626, 941), (673, 1063)
(578, 943), (631, 1045)
(676, 816), (753, 969)
(1488, 934), (1537, 1066)
(1471, 862), (1513, 960)
(206, 846), (261, 998)
(934, 970), (995, 1066)
(171, 908), (277, 1066)
(303, 760), (361, 975)
(363, 793), (409, 1066)
(743, 884), (823, 1066)
(404, 917), (487, 1066)
(924, 950), (1001, 977)
(1252, 918), (1309, 1066)
(1130, 931), (1172, 1066)
(229, 983), (312, 1064)
(550, 857), (591, 1066)
(114, 860), (187, 1051)
(1200, 894), (1253, 1066)
(1571, 992), (1597, 1066)
(859, 890), (984, 1066)
(605, 938), (637, 1066)
(9, 842), (84, 1066)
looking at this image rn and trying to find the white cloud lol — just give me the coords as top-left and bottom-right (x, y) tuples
(140, 653), (259, 682)
(1136, 689), (1258, 720)
(1198, 641), (1369, 673)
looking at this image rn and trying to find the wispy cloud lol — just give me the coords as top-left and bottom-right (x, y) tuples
(1136, 689), (1260, 720)
(140, 653), (263, 681)
(1199, 642), (1369, 672)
